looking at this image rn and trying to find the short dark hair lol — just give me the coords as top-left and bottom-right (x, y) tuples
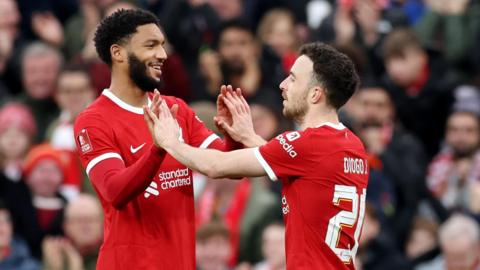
(94, 8), (160, 66)
(383, 28), (423, 61)
(300, 42), (359, 110)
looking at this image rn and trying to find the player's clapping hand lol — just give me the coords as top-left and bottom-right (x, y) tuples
(144, 97), (180, 148)
(144, 89), (162, 139)
(216, 86), (263, 147)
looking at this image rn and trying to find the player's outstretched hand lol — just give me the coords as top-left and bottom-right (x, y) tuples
(144, 99), (180, 149)
(215, 86), (265, 147)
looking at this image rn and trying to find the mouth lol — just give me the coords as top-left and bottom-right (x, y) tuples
(148, 62), (163, 77)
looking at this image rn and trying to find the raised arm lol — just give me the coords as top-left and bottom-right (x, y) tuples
(144, 99), (266, 179)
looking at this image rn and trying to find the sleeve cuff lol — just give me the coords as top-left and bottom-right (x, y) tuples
(86, 152), (123, 175)
(199, 134), (220, 149)
(253, 147), (278, 181)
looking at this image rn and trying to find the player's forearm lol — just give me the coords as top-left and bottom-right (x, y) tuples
(89, 145), (166, 209)
(163, 139), (228, 178)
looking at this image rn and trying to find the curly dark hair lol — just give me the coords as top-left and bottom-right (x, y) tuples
(94, 9), (160, 66)
(299, 42), (359, 110)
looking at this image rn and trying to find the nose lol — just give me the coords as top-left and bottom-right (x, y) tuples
(279, 78), (287, 92)
(156, 46), (167, 61)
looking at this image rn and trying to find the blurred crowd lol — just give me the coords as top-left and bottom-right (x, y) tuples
(0, 0), (480, 269)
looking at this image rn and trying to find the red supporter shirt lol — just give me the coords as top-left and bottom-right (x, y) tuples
(74, 89), (224, 270)
(254, 123), (369, 270)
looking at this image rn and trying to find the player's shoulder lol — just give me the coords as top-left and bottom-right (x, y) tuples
(74, 96), (112, 129)
(305, 123), (366, 152)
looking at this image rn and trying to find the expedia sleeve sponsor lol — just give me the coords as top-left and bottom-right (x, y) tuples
(275, 134), (298, 158)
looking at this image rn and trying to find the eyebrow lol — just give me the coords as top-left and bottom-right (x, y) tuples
(144, 39), (165, 45)
(289, 71), (296, 78)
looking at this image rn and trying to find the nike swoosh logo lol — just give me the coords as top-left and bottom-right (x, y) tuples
(130, 143), (146, 154)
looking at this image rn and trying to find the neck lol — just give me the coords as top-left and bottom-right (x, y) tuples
(298, 106), (340, 130)
(110, 67), (149, 107)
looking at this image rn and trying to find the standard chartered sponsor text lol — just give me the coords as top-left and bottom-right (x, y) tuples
(158, 168), (191, 190)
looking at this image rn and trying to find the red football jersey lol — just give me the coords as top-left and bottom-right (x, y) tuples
(254, 123), (369, 270)
(74, 89), (221, 270)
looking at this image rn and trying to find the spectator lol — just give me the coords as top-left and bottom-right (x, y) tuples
(357, 203), (412, 270)
(0, 102), (36, 182)
(415, 0), (480, 66)
(253, 222), (286, 270)
(21, 144), (67, 258)
(19, 42), (62, 143)
(439, 213), (480, 270)
(353, 82), (427, 246)
(405, 217), (441, 270)
(426, 111), (480, 210)
(50, 65), (95, 150)
(0, 199), (40, 270)
(197, 19), (283, 106)
(196, 222), (232, 270)
(382, 28), (460, 156)
(257, 8), (299, 73)
(43, 194), (102, 270)
(315, 0), (409, 76)
(48, 65), (95, 199)
(0, 102), (38, 257)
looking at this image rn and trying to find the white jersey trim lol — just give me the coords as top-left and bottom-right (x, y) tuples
(253, 147), (278, 181)
(86, 152), (123, 175)
(315, 122), (346, 130)
(102, 89), (152, 115)
(199, 134), (220, 149)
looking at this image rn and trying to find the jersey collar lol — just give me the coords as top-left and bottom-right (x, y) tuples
(315, 122), (346, 130)
(102, 89), (152, 115)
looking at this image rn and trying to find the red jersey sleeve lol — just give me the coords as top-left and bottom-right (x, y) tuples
(254, 131), (310, 181)
(74, 112), (166, 209)
(74, 112), (120, 171)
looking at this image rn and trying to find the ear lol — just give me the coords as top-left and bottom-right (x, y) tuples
(110, 44), (126, 64)
(310, 86), (325, 104)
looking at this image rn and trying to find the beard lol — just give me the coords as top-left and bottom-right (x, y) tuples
(452, 144), (478, 159)
(283, 89), (309, 123)
(128, 53), (163, 92)
(221, 58), (245, 77)
(360, 118), (383, 129)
